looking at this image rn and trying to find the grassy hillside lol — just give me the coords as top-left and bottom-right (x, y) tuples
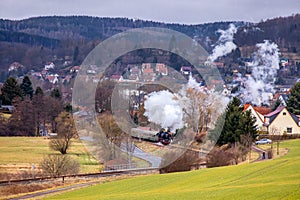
(47, 139), (300, 200)
(0, 137), (100, 175)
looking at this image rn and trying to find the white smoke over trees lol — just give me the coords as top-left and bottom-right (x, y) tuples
(207, 24), (237, 62)
(143, 76), (228, 133)
(242, 40), (280, 105)
(143, 90), (184, 131)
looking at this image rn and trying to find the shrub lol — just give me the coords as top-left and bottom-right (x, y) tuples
(41, 155), (79, 178)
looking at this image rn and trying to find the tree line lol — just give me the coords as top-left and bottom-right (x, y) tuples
(0, 76), (66, 136)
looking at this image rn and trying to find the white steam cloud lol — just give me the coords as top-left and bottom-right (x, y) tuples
(143, 75), (229, 132)
(144, 90), (184, 131)
(242, 40), (280, 105)
(207, 24), (237, 62)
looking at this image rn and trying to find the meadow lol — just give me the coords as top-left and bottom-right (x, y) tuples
(46, 139), (300, 200)
(0, 137), (100, 176)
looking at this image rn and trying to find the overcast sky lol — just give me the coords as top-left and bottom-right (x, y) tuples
(0, 0), (299, 24)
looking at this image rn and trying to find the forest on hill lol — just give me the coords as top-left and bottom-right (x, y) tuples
(0, 14), (299, 81)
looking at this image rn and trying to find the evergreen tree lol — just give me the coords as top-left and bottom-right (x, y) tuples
(213, 97), (257, 146)
(73, 46), (79, 65)
(50, 88), (62, 99)
(287, 82), (300, 114)
(217, 97), (243, 146)
(0, 77), (23, 105)
(207, 112), (226, 143)
(20, 76), (34, 98)
(238, 110), (257, 140)
(35, 86), (44, 95)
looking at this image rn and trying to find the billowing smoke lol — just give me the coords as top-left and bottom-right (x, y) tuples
(143, 75), (229, 132)
(243, 40), (280, 105)
(144, 90), (184, 131)
(207, 24), (237, 62)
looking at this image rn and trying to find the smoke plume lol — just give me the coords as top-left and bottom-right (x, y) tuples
(243, 40), (280, 105)
(143, 90), (184, 131)
(143, 75), (228, 132)
(207, 24), (237, 62)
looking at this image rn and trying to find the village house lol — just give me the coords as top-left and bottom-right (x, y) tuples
(155, 63), (168, 76)
(180, 66), (192, 75)
(70, 66), (80, 73)
(273, 92), (289, 106)
(110, 74), (122, 82)
(44, 62), (55, 70)
(244, 104), (271, 131)
(0, 105), (15, 113)
(141, 63), (155, 82)
(46, 74), (59, 84)
(8, 62), (24, 72)
(263, 106), (300, 135)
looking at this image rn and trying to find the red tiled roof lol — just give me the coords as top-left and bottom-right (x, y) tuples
(254, 107), (271, 115)
(111, 75), (121, 79)
(138, 126), (151, 131)
(244, 104), (251, 111)
(143, 68), (154, 74)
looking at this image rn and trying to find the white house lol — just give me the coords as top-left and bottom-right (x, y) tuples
(264, 106), (300, 135)
(244, 104), (271, 131)
(47, 75), (59, 84)
(8, 62), (24, 72)
(44, 62), (55, 70)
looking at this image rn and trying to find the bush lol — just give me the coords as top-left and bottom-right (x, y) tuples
(159, 150), (200, 173)
(207, 146), (234, 168)
(41, 155), (79, 178)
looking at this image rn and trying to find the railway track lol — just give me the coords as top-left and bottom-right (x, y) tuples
(0, 167), (159, 187)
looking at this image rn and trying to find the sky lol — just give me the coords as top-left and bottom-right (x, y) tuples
(0, 0), (299, 24)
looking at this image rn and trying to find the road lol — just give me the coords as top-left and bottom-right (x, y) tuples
(81, 136), (162, 167)
(120, 143), (162, 167)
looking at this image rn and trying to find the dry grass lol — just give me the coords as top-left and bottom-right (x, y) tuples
(0, 182), (63, 197)
(0, 137), (101, 181)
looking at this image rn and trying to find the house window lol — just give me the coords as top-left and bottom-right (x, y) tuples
(283, 112), (286, 116)
(287, 127), (292, 133)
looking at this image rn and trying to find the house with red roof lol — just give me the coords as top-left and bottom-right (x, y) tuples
(110, 74), (122, 82)
(155, 63), (168, 76)
(141, 63), (155, 82)
(244, 104), (271, 131)
(263, 106), (300, 135)
(70, 66), (80, 73)
(47, 75), (59, 84)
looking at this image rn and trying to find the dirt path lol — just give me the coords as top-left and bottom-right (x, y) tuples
(9, 181), (98, 200)
(251, 145), (268, 162)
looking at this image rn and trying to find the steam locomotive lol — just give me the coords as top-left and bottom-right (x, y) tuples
(131, 128), (173, 145)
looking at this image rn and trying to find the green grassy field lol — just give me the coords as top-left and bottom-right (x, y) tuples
(47, 139), (300, 200)
(0, 137), (100, 174)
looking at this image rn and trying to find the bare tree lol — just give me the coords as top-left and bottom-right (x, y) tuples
(41, 155), (79, 178)
(122, 134), (136, 168)
(207, 146), (234, 168)
(160, 150), (200, 173)
(240, 133), (254, 161)
(269, 127), (281, 156)
(50, 111), (77, 154)
(98, 112), (123, 159)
